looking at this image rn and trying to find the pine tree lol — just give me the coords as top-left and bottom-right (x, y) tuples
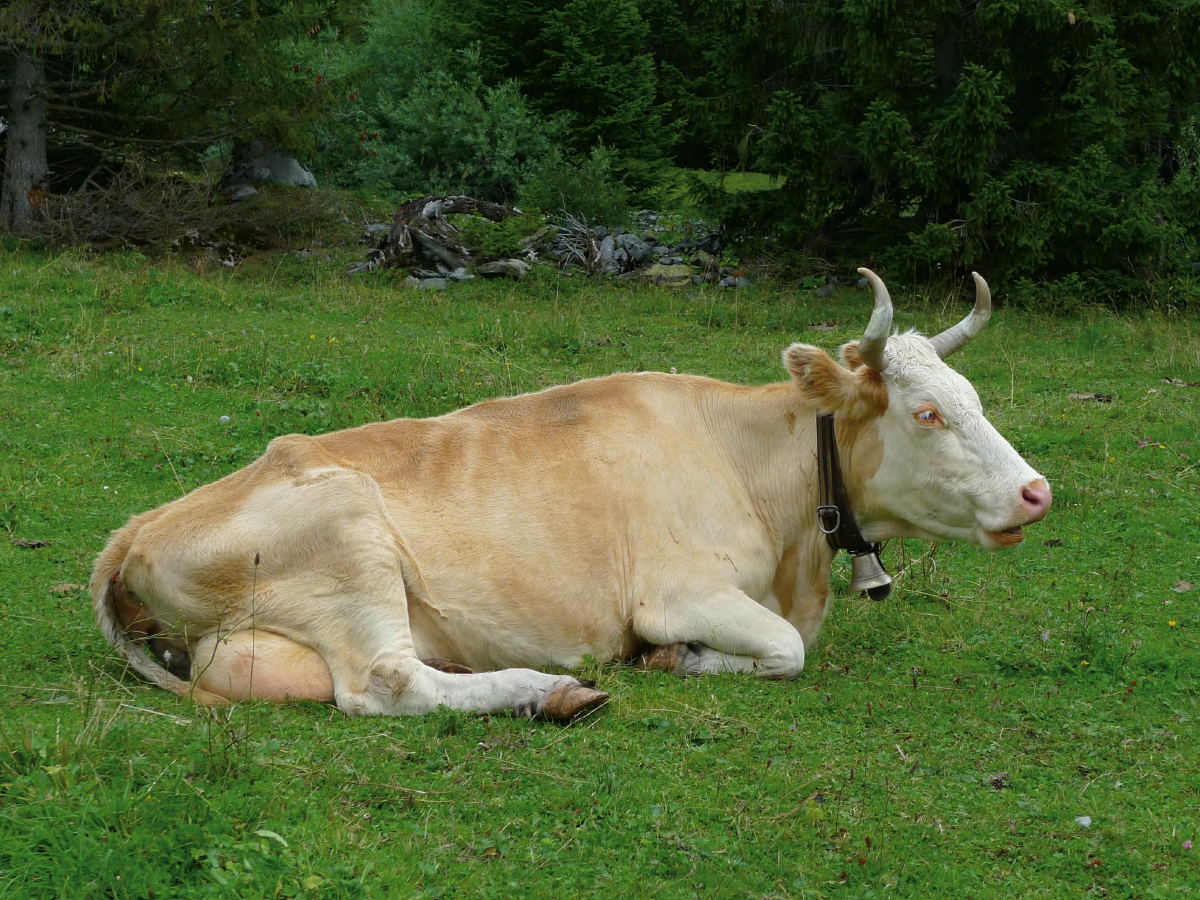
(694, 0), (1200, 286)
(439, 0), (676, 163)
(0, 1), (361, 235)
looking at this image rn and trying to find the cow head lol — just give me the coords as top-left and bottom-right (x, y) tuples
(784, 268), (1051, 551)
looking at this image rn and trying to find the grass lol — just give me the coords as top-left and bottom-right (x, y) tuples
(0, 247), (1197, 899)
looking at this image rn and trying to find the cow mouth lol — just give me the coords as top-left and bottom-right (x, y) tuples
(985, 526), (1025, 546)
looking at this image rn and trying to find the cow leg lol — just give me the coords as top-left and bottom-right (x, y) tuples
(634, 587), (806, 679)
(195, 468), (602, 718)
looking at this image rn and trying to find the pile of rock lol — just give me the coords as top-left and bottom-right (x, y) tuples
(534, 210), (748, 288)
(349, 202), (750, 290)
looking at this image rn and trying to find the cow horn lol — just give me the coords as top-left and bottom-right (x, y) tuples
(930, 272), (992, 359)
(856, 267), (893, 373)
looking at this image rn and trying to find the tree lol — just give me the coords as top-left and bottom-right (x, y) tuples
(692, 0), (1200, 286)
(0, 1), (360, 235)
(438, 0), (676, 164)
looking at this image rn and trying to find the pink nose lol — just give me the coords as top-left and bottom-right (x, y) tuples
(1020, 479), (1052, 522)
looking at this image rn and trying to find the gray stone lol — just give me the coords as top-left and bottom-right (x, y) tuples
(477, 259), (530, 279)
(403, 276), (421, 289)
(448, 267), (475, 282)
(598, 235), (619, 274)
(719, 275), (736, 288)
(615, 233), (652, 264)
(221, 141), (317, 189)
(619, 263), (694, 287)
(418, 278), (449, 290)
(734, 276), (752, 289)
(229, 185), (258, 201)
(856, 277), (868, 286)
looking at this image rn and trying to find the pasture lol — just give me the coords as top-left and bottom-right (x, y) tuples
(0, 249), (1197, 899)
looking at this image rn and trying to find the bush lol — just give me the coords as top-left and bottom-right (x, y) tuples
(694, 0), (1200, 293)
(518, 145), (629, 226)
(371, 66), (563, 203)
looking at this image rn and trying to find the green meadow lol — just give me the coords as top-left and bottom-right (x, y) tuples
(0, 249), (1197, 899)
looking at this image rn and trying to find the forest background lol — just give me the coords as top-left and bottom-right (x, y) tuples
(2, 0), (1200, 300)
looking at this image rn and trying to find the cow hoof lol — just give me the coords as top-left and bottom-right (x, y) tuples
(422, 658), (475, 674)
(638, 642), (685, 673)
(540, 683), (609, 720)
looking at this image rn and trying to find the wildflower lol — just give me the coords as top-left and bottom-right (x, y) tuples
(316, 75), (324, 84)
(1169, 620), (1177, 627)
(1184, 840), (1193, 850)
(293, 65), (300, 73)
(1108, 457), (1116, 462)
(1081, 660), (1089, 666)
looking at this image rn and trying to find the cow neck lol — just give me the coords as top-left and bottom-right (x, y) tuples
(816, 412), (892, 600)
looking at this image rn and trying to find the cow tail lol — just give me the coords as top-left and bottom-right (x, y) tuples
(90, 517), (220, 703)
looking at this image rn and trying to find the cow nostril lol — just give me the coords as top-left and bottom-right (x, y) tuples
(1021, 481), (1052, 516)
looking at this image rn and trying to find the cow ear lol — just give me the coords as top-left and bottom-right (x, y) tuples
(783, 343), (888, 417)
(841, 341), (867, 371)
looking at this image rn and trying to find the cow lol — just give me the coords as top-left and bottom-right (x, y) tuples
(91, 269), (1051, 719)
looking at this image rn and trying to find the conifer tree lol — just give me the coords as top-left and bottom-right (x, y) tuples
(0, 1), (360, 235)
(694, 0), (1200, 285)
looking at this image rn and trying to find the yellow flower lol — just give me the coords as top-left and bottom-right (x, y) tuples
(1081, 660), (1089, 666)
(1108, 457), (1116, 462)
(1169, 620), (1177, 627)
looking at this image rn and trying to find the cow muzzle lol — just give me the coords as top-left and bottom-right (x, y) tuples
(982, 479), (1052, 548)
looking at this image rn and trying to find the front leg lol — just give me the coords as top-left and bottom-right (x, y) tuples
(634, 586), (806, 679)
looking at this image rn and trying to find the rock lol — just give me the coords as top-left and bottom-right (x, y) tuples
(367, 223), (390, 235)
(734, 276), (752, 289)
(447, 267), (475, 282)
(620, 263), (694, 287)
(402, 275), (421, 289)
(291, 249), (311, 260)
(615, 233), (652, 265)
(221, 140), (317, 189)
(652, 245), (670, 256)
(418, 278), (449, 290)
(228, 185), (258, 201)
(477, 259), (530, 279)
(218, 416), (230, 425)
(1075, 816), (1092, 828)
(698, 234), (722, 254)
(719, 275), (736, 288)
(598, 235), (618, 274)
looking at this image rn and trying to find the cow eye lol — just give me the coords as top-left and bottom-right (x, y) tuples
(915, 406), (942, 426)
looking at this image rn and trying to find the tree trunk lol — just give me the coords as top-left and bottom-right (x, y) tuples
(1, 52), (50, 236)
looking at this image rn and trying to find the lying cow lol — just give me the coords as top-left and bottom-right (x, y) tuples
(91, 269), (1050, 719)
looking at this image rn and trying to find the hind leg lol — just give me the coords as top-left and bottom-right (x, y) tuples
(191, 631), (335, 703)
(180, 466), (604, 718)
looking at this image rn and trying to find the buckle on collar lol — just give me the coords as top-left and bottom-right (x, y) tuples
(817, 504), (840, 535)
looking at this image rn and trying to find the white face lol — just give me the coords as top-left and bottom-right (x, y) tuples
(860, 334), (1051, 551)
